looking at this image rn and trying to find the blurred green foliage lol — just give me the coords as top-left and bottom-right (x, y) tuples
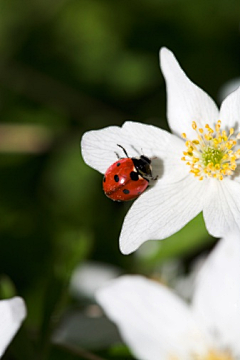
(0, 0), (240, 358)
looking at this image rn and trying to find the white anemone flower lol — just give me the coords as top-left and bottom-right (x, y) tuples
(81, 48), (240, 254)
(96, 232), (240, 360)
(0, 296), (26, 357)
(70, 261), (121, 299)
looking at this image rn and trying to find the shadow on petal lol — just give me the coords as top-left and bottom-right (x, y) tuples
(150, 156), (164, 186)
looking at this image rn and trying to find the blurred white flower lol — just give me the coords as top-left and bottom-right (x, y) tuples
(81, 48), (240, 254)
(0, 297), (26, 357)
(96, 232), (240, 360)
(70, 261), (121, 299)
(173, 255), (206, 302)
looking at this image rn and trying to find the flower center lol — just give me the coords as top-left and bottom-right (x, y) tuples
(181, 121), (240, 180)
(170, 349), (234, 360)
(194, 349), (234, 360)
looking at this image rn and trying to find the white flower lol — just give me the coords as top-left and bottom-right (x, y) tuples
(70, 261), (121, 299)
(96, 232), (240, 360)
(0, 297), (26, 357)
(81, 47), (240, 254)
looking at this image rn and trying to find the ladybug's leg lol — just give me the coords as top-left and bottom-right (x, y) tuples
(117, 144), (129, 158)
(115, 151), (120, 159)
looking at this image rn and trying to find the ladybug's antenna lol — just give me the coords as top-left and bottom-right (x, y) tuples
(117, 144), (129, 158)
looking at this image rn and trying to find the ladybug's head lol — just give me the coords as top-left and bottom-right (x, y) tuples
(132, 155), (153, 181)
(140, 155), (151, 164)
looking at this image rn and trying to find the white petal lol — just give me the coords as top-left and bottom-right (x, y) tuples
(192, 232), (240, 355)
(81, 125), (124, 174)
(81, 121), (187, 182)
(219, 85), (240, 133)
(96, 276), (208, 360)
(0, 297), (27, 357)
(120, 175), (206, 254)
(160, 48), (219, 138)
(203, 178), (240, 237)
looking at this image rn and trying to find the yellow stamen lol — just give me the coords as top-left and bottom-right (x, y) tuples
(192, 121), (197, 130)
(181, 120), (240, 181)
(195, 349), (234, 360)
(169, 348), (234, 360)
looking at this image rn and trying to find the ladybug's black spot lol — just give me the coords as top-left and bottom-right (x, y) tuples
(114, 174), (119, 182)
(130, 171), (139, 181)
(117, 162), (121, 167)
(103, 176), (106, 182)
(123, 189), (130, 194)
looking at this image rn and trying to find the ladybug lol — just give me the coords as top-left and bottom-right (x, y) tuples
(103, 145), (156, 201)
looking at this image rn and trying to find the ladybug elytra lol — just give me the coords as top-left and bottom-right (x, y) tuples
(103, 145), (155, 201)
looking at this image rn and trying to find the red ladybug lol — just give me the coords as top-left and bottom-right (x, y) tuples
(103, 145), (155, 201)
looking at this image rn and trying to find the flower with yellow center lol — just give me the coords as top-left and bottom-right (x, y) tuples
(181, 121), (240, 181)
(81, 48), (240, 254)
(171, 349), (234, 360)
(196, 350), (233, 360)
(96, 232), (240, 360)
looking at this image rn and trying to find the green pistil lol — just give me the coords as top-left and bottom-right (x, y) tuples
(202, 146), (223, 167)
